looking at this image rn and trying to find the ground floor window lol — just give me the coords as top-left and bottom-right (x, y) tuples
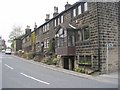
(78, 55), (92, 66)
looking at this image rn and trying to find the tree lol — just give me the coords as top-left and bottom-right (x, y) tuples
(8, 25), (24, 43)
(8, 25), (24, 48)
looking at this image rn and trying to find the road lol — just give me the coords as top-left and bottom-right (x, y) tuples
(1, 53), (118, 88)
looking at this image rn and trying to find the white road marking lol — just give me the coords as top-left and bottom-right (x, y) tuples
(20, 72), (50, 85)
(4, 64), (14, 70)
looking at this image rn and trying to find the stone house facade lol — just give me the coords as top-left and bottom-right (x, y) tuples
(19, 2), (119, 74)
(14, 35), (24, 53)
(0, 36), (6, 50)
(22, 26), (32, 53)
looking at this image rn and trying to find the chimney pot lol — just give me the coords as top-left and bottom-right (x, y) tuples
(45, 14), (50, 21)
(65, 2), (71, 10)
(53, 6), (59, 17)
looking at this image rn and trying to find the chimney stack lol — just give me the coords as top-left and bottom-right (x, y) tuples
(53, 6), (58, 17)
(25, 25), (31, 35)
(34, 22), (37, 30)
(65, 2), (71, 10)
(45, 14), (50, 22)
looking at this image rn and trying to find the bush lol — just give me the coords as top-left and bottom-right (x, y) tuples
(27, 52), (34, 60)
(41, 55), (59, 65)
(22, 53), (28, 58)
(21, 52), (34, 60)
(52, 58), (59, 65)
(74, 67), (86, 73)
(74, 68), (81, 73)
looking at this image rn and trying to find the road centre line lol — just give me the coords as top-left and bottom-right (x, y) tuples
(4, 64), (14, 70)
(20, 72), (50, 85)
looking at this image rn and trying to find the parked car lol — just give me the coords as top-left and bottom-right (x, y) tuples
(5, 49), (12, 54)
(1, 49), (5, 53)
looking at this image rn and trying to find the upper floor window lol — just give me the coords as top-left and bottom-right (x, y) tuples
(43, 26), (45, 33)
(45, 25), (47, 32)
(58, 17), (60, 25)
(77, 30), (82, 41)
(73, 8), (76, 17)
(83, 27), (89, 40)
(61, 15), (64, 23)
(84, 2), (88, 12)
(47, 23), (49, 30)
(54, 19), (57, 26)
(58, 28), (64, 35)
(78, 5), (82, 15)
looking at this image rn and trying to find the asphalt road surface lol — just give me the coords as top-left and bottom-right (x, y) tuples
(1, 53), (118, 88)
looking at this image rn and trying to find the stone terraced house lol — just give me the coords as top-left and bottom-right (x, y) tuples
(15, 1), (119, 74)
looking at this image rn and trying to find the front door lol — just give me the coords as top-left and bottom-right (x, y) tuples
(63, 57), (69, 69)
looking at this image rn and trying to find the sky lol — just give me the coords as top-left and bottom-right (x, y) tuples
(0, 0), (78, 47)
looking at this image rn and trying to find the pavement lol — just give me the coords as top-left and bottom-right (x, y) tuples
(13, 55), (119, 85)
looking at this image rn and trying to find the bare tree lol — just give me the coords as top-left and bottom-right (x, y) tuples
(8, 25), (24, 43)
(8, 25), (24, 48)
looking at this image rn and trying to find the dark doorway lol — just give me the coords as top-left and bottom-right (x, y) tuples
(63, 56), (75, 70)
(63, 57), (69, 69)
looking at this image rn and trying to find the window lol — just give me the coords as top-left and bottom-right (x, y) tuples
(79, 55), (91, 65)
(44, 40), (46, 48)
(54, 19), (57, 26)
(73, 8), (76, 17)
(78, 30), (82, 41)
(84, 2), (88, 12)
(55, 28), (67, 47)
(68, 32), (75, 46)
(79, 55), (84, 63)
(58, 28), (63, 35)
(58, 17), (60, 25)
(46, 39), (49, 48)
(43, 26), (45, 33)
(78, 5), (82, 15)
(45, 25), (47, 32)
(83, 27), (89, 40)
(47, 23), (49, 30)
(61, 15), (64, 23)
(44, 39), (49, 48)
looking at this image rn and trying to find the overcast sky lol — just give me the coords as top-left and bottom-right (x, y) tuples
(0, 0), (78, 47)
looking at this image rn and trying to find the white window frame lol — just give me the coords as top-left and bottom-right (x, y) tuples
(61, 15), (64, 23)
(47, 23), (49, 30)
(78, 5), (82, 15)
(73, 8), (76, 17)
(46, 39), (49, 48)
(58, 17), (60, 25)
(84, 2), (88, 12)
(54, 19), (56, 26)
(45, 25), (47, 32)
(43, 26), (45, 33)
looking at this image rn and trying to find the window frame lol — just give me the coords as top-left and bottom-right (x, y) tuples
(73, 8), (76, 17)
(84, 2), (88, 12)
(83, 26), (90, 41)
(78, 5), (82, 15)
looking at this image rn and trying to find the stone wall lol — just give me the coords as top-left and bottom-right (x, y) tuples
(97, 2), (119, 73)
